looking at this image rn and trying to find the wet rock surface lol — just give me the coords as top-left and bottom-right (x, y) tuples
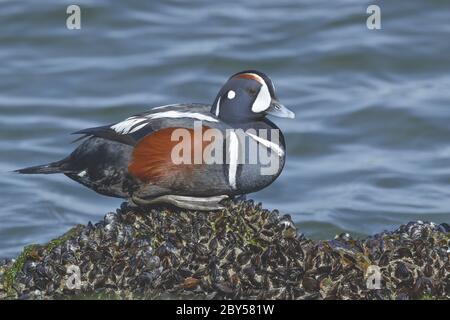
(0, 200), (449, 300)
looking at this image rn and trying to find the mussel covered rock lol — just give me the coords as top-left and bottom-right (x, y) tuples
(0, 201), (448, 300)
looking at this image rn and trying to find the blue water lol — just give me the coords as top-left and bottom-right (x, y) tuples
(1, 0), (450, 257)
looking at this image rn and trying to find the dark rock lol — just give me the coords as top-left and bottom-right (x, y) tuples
(0, 200), (448, 300)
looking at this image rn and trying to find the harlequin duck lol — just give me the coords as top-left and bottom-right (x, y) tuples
(16, 70), (295, 210)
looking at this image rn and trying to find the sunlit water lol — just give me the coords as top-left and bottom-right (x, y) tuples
(1, 0), (449, 257)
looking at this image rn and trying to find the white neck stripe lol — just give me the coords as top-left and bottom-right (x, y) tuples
(215, 97), (221, 117)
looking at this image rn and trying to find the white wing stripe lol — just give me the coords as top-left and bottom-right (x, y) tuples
(111, 111), (218, 134)
(151, 104), (179, 110)
(146, 111), (218, 122)
(111, 118), (145, 134)
(128, 122), (149, 134)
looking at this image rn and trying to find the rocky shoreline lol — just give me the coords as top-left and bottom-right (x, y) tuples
(0, 200), (449, 300)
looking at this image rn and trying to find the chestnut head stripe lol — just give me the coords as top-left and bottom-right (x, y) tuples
(234, 73), (265, 85)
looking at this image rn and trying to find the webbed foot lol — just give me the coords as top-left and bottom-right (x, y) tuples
(131, 195), (229, 211)
(231, 194), (247, 202)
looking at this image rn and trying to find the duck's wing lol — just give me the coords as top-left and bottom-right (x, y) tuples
(72, 104), (215, 146)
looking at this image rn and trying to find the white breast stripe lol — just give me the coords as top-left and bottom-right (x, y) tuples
(247, 132), (284, 157)
(111, 111), (218, 134)
(228, 131), (239, 190)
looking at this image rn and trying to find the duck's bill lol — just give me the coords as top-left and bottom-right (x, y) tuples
(266, 100), (295, 119)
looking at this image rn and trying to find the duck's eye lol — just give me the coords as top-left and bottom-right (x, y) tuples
(246, 88), (257, 96)
(227, 90), (236, 99)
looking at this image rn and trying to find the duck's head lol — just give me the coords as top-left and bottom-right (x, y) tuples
(211, 70), (295, 123)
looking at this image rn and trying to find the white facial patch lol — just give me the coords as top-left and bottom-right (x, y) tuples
(241, 74), (271, 113)
(227, 90), (236, 99)
(252, 83), (271, 113)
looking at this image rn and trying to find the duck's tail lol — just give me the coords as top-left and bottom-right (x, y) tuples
(15, 161), (67, 174)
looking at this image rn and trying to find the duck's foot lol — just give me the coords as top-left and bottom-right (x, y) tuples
(131, 195), (229, 211)
(231, 194), (247, 202)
